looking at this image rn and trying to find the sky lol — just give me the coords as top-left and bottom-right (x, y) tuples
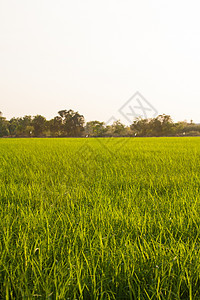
(1, 0), (200, 124)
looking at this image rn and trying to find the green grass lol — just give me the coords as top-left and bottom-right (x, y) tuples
(1, 137), (200, 299)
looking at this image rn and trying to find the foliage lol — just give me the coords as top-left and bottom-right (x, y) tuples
(111, 120), (127, 136)
(0, 115), (9, 137)
(131, 114), (175, 136)
(85, 121), (106, 137)
(1, 110), (200, 137)
(58, 110), (85, 137)
(32, 115), (47, 136)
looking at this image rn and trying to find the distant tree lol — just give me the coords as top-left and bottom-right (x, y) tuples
(58, 110), (85, 137)
(16, 116), (33, 136)
(131, 117), (151, 136)
(0, 113), (9, 137)
(8, 118), (19, 136)
(48, 116), (63, 136)
(2, 109), (200, 138)
(156, 114), (174, 136)
(104, 125), (113, 137)
(22, 115), (32, 128)
(111, 120), (126, 136)
(174, 121), (200, 136)
(32, 115), (47, 136)
(21, 116), (33, 136)
(25, 125), (34, 137)
(131, 114), (175, 137)
(85, 121), (106, 137)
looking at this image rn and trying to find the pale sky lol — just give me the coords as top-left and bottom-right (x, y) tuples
(1, 0), (200, 124)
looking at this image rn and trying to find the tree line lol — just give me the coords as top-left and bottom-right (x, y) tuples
(0, 110), (199, 137)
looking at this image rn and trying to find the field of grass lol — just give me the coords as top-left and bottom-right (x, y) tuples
(1, 137), (200, 299)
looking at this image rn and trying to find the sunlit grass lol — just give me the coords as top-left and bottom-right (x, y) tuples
(1, 137), (200, 299)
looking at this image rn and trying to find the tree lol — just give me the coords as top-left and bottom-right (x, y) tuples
(111, 120), (126, 136)
(21, 116), (33, 136)
(131, 114), (175, 137)
(58, 110), (85, 137)
(0, 113), (9, 137)
(155, 114), (174, 136)
(131, 117), (151, 136)
(14, 116), (32, 136)
(85, 121), (106, 137)
(32, 115), (47, 136)
(48, 116), (63, 136)
(8, 118), (19, 136)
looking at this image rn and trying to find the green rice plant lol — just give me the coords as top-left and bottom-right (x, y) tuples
(0, 137), (200, 299)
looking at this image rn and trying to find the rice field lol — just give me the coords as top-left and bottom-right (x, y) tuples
(1, 137), (200, 299)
